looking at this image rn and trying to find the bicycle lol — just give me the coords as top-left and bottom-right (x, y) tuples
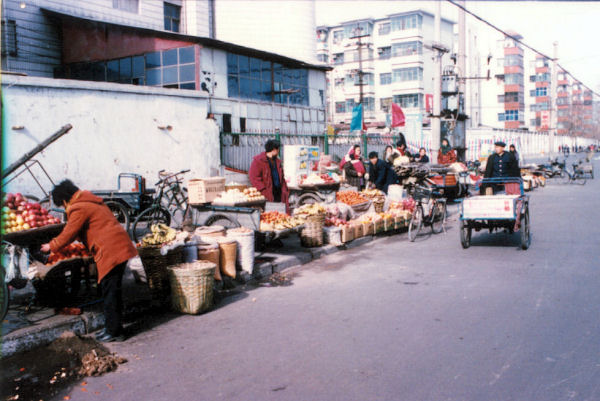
(130, 170), (190, 243)
(408, 185), (447, 242)
(558, 163), (587, 186)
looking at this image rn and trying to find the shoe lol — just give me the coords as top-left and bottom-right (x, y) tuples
(97, 332), (126, 343)
(94, 328), (107, 340)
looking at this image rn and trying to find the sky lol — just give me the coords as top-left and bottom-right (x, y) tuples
(315, 0), (600, 94)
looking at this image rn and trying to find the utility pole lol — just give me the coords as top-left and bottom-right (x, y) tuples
(550, 41), (558, 155)
(432, 1), (442, 158)
(456, 0), (467, 160)
(350, 26), (369, 105)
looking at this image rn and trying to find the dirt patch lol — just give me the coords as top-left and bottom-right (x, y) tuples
(259, 272), (295, 287)
(1, 331), (126, 401)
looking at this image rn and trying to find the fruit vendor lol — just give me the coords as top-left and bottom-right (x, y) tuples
(367, 151), (396, 194)
(437, 138), (457, 165)
(41, 180), (137, 342)
(249, 139), (289, 210)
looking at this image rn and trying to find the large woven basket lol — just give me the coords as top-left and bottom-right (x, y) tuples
(168, 261), (215, 314)
(300, 213), (325, 248)
(137, 245), (183, 300)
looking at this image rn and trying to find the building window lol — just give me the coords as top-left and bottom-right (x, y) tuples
(392, 41), (422, 57)
(504, 92), (522, 103)
(343, 21), (373, 38)
(497, 95), (505, 103)
(332, 53), (344, 65)
(332, 30), (344, 43)
(557, 97), (569, 106)
(498, 113), (505, 122)
(504, 73), (523, 85)
(534, 73), (550, 82)
(393, 94), (422, 108)
(1, 19), (17, 56)
(317, 54), (328, 63)
(164, 2), (181, 32)
(378, 22), (390, 35)
(379, 73), (392, 85)
(393, 67), (423, 82)
(363, 97), (375, 111)
(335, 102), (346, 113)
(504, 54), (523, 66)
(113, 0), (139, 13)
(535, 87), (547, 97)
(380, 97), (392, 112)
(391, 13), (422, 31)
(505, 110), (519, 121)
(145, 46), (195, 89)
(227, 54), (308, 105)
(558, 73), (566, 81)
(378, 46), (391, 60)
(346, 98), (357, 111)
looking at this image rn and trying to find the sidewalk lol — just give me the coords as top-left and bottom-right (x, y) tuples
(1, 231), (385, 358)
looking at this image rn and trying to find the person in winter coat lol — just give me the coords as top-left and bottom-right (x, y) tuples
(437, 138), (457, 165)
(415, 147), (430, 164)
(368, 151), (396, 193)
(509, 144), (520, 166)
(249, 139), (289, 209)
(41, 180), (137, 342)
(341, 145), (366, 190)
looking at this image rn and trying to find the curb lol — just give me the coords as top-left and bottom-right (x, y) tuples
(1, 233), (387, 358)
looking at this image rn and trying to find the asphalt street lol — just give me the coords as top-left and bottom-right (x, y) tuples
(56, 157), (600, 401)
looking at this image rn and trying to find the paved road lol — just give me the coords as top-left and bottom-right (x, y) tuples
(58, 157), (600, 401)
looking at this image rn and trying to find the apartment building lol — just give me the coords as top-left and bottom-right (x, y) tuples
(316, 10), (454, 129)
(527, 56), (551, 131)
(1, 0), (328, 134)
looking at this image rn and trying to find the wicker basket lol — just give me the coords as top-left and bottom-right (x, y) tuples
(168, 261), (215, 314)
(300, 213), (325, 247)
(137, 245), (183, 300)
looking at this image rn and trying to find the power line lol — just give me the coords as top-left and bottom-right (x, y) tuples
(446, 0), (600, 99)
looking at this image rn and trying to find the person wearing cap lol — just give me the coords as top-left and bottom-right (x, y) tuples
(249, 139), (289, 209)
(484, 141), (520, 179)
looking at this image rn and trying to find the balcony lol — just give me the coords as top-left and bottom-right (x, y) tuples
(535, 66), (549, 74)
(504, 65), (524, 74)
(535, 81), (549, 88)
(504, 84), (523, 93)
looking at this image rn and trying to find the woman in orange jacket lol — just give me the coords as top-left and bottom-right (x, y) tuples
(41, 180), (137, 342)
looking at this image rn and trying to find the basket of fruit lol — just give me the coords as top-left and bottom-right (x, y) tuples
(212, 187), (266, 207)
(299, 173), (340, 190)
(294, 204), (326, 248)
(2, 193), (64, 245)
(336, 191), (371, 213)
(137, 224), (183, 301)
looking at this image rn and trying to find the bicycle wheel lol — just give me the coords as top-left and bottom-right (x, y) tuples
(460, 220), (472, 249)
(0, 267), (9, 321)
(407, 206), (423, 242)
(204, 214), (240, 229)
(557, 171), (570, 185)
(520, 209), (531, 250)
(105, 201), (130, 232)
(131, 206), (171, 243)
(573, 175), (587, 186)
(431, 200), (447, 234)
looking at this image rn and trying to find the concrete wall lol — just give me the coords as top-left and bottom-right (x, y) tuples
(2, 75), (218, 199)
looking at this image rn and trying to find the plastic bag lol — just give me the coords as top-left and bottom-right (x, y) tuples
(2, 244), (29, 286)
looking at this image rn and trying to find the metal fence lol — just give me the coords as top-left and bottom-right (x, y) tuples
(220, 132), (400, 172)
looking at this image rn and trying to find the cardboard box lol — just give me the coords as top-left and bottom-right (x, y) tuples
(362, 222), (374, 236)
(353, 223), (364, 238)
(188, 177), (226, 204)
(340, 225), (354, 243)
(374, 219), (385, 234)
(383, 216), (394, 231)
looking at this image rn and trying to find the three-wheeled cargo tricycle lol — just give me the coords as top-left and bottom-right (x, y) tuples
(459, 177), (531, 250)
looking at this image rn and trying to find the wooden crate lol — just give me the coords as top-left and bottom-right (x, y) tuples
(188, 177), (226, 204)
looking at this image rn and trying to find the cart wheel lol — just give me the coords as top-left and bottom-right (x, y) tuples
(431, 200), (447, 234)
(105, 201), (130, 232)
(407, 206), (423, 242)
(0, 267), (9, 322)
(204, 214), (240, 229)
(296, 192), (321, 209)
(460, 220), (472, 249)
(131, 206), (171, 243)
(520, 209), (531, 250)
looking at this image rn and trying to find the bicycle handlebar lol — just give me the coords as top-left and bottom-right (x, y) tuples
(155, 169), (191, 186)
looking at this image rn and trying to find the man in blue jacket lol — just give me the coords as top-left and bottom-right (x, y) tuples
(368, 151), (396, 193)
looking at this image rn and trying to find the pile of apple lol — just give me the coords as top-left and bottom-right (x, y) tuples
(2, 193), (62, 234)
(46, 243), (91, 265)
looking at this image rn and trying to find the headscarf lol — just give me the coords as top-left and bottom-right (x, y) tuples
(440, 141), (452, 155)
(340, 146), (366, 174)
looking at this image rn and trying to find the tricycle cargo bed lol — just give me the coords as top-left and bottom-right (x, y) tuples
(461, 195), (519, 219)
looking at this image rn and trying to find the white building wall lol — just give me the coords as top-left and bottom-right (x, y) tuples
(2, 75), (219, 198)
(215, 0), (317, 64)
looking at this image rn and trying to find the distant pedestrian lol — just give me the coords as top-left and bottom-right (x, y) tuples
(509, 144), (519, 166)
